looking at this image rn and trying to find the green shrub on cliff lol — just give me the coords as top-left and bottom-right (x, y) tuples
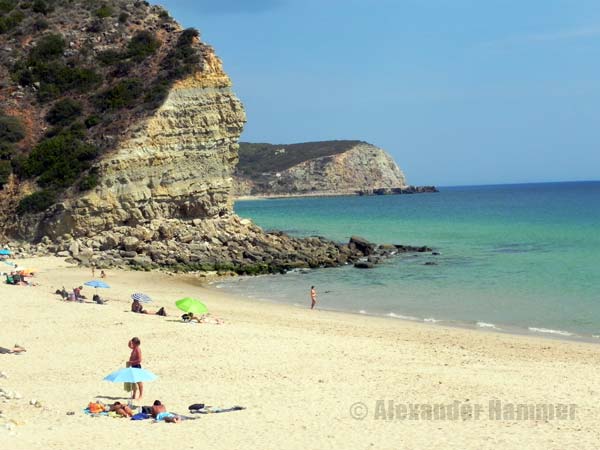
(96, 49), (122, 66)
(127, 30), (161, 62)
(46, 98), (83, 125)
(32, 0), (52, 14)
(161, 28), (200, 79)
(0, 114), (25, 143)
(0, 8), (24, 34)
(94, 4), (112, 18)
(24, 130), (99, 188)
(94, 78), (143, 111)
(0, 0), (17, 14)
(30, 33), (65, 60)
(79, 169), (98, 191)
(16, 189), (57, 214)
(13, 59), (102, 101)
(0, 160), (11, 188)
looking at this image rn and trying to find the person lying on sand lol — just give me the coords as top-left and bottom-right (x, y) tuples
(109, 401), (133, 417)
(131, 299), (166, 316)
(151, 400), (180, 423)
(0, 344), (26, 354)
(93, 294), (106, 305)
(184, 312), (224, 325)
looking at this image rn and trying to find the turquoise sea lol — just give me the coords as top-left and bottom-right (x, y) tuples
(217, 182), (600, 339)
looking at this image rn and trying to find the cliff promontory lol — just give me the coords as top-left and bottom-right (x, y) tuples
(0, 0), (425, 273)
(234, 141), (436, 197)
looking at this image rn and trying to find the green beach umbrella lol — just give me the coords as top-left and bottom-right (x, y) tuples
(176, 297), (208, 314)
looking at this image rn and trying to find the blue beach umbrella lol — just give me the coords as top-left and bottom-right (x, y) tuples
(131, 293), (152, 303)
(0, 249), (11, 256)
(84, 280), (110, 289)
(103, 367), (157, 383)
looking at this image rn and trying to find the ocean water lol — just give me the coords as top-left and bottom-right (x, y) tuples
(216, 182), (600, 339)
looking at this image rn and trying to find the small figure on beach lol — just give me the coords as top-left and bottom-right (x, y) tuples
(73, 286), (84, 302)
(310, 286), (317, 310)
(100, 270), (106, 279)
(127, 337), (143, 400)
(0, 344), (26, 354)
(91, 265), (96, 278)
(182, 312), (223, 324)
(151, 400), (180, 423)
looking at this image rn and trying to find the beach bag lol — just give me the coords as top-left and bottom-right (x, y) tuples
(141, 406), (153, 415)
(88, 402), (104, 414)
(188, 403), (205, 412)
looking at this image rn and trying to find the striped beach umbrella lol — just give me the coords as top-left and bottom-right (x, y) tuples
(131, 293), (152, 303)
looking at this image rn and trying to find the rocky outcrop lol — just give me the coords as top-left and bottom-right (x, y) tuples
(24, 50), (245, 240)
(4, 226), (434, 275)
(234, 142), (408, 196)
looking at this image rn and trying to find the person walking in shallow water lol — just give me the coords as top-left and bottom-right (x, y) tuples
(310, 286), (317, 310)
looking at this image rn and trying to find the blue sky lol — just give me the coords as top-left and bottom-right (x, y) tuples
(158, 0), (600, 186)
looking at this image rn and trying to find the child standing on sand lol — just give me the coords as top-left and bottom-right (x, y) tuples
(310, 286), (317, 310)
(127, 337), (143, 400)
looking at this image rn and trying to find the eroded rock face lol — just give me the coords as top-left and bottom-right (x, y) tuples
(235, 143), (407, 196)
(33, 50), (246, 239)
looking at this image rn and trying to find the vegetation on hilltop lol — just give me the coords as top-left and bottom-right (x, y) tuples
(236, 140), (364, 178)
(0, 0), (203, 215)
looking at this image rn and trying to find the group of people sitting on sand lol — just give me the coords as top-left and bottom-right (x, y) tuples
(130, 299), (222, 324)
(89, 399), (180, 422)
(55, 286), (106, 304)
(4, 271), (34, 286)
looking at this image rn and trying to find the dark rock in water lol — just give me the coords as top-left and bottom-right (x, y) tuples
(394, 244), (432, 253)
(432, 252), (440, 256)
(354, 261), (375, 269)
(349, 236), (376, 256)
(424, 261), (438, 266)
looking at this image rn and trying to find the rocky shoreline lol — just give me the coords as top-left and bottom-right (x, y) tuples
(2, 216), (433, 276)
(235, 185), (438, 201)
(357, 185), (439, 195)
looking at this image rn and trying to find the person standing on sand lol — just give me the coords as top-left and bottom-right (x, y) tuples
(127, 337), (143, 400)
(91, 265), (96, 278)
(310, 286), (317, 310)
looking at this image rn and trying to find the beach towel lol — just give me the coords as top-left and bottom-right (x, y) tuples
(192, 406), (246, 414)
(83, 408), (108, 416)
(131, 413), (151, 421)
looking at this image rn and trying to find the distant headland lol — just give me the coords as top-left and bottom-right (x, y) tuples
(233, 140), (438, 199)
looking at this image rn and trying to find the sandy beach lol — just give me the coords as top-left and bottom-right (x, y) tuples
(1, 256), (599, 449)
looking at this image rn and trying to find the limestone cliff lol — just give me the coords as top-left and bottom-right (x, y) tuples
(37, 51), (245, 239)
(234, 141), (408, 196)
(0, 0), (245, 240)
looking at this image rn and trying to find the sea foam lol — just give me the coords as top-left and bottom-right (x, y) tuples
(528, 327), (574, 337)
